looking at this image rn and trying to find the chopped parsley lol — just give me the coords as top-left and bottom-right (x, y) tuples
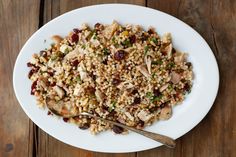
(150, 37), (158, 44)
(103, 48), (110, 55)
(144, 45), (149, 55)
(145, 92), (162, 103)
(108, 101), (116, 112)
(121, 39), (131, 47)
(152, 60), (163, 65)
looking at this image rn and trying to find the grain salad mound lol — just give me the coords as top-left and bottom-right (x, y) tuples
(27, 21), (193, 134)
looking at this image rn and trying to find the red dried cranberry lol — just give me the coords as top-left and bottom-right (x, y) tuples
(79, 123), (90, 130)
(31, 80), (38, 95)
(114, 50), (125, 61)
(147, 29), (154, 34)
(102, 58), (108, 65)
(47, 111), (52, 115)
(50, 82), (56, 87)
(133, 97), (141, 105)
(47, 71), (54, 76)
(71, 60), (79, 67)
(73, 28), (80, 34)
(153, 89), (161, 97)
(112, 78), (121, 85)
(94, 23), (104, 30)
(131, 89), (138, 95)
(27, 62), (34, 67)
(129, 35), (136, 44)
(63, 118), (69, 122)
(28, 69), (34, 78)
(149, 106), (159, 112)
(137, 120), (145, 128)
(184, 83), (191, 92)
(39, 50), (47, 57)
(70, 33), (79, 43)
(112, 125), (124, 134)
(186, 62), (192, 68)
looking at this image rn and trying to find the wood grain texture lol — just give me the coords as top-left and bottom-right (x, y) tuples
(138, 0), (236, 156)
(0, 0), (40, 157)
(1, 0), (235, 157)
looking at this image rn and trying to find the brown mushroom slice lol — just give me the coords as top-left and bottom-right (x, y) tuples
(170, 71), (181, 84)
(136, 65), (151, 78)
(53, 86), (65, 99)
(159, 106), (172, 120)
(144, 55), (152, 74)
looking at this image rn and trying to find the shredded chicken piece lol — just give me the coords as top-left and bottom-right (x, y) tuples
(136, 65), (151, 78)
(103, 21), (119, 39)
(170, 71), (181, 84)
(95, 89), (105, 102)
(159, 106), (172, 120)
(137, 110), (153, 122)
(145, 55), (152, 74)
(53, 86), (65, 98)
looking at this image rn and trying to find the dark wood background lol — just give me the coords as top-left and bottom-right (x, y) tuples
(0, 0), (235, 157)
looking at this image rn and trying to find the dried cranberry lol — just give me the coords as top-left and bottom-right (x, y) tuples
(131, 89), (138, 95)
(70, 33), (79, 43)
(129, 35), (136, 44)
(160, 102), (167, 109)
(172, 48), (176, 54)
(39, 50), (47, 57)
(137, 120), (145, 128)
(112, 78), (121, 85)
(27, 62), (36, 68)
(73, 116), (80, 121)
(112, 125), (124, 134)
(63, 118), (69, 122)
(85, 87), (95, 95)
(147, 29), (154, 34)
(79, 123), (90, 130)
(133, 97), (141, 105)
(114, 50), (125, 61)
(31, 80), (38, 95)
(141, 33), (148, 42)
(28, 69), (34, 78)
(149, 106), (159, 112)
(47, 71), (54, 76)
(50, 82), (56, 87)
(47, 111), (52, 115)
(73, 28), (80, 34)
(71, 60), (79, 67)
(102, 58), (108, 65)
(94, 23), (104, 30)
(184, 83), (191, 92)
(153, 89), (161, 97)
(186, 62), (192, 68)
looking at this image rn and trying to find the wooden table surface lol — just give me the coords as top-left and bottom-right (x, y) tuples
(1, 0), (236, 157)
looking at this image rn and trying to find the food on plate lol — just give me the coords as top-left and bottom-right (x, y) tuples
(27, 21), (193, 134)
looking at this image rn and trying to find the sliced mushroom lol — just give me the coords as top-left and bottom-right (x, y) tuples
(53, 86), (65, 98)
(159, 106), (172, 120)
(144, 55), (152, 74)
(136, 65), (151, 78)
(95, 89), (105, 102)
(170, 71), (181, 84)
(137, 110), (153, 122)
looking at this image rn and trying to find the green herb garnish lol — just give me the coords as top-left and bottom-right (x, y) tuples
(150, 37), (158, 44)
(76, 76), (81, 83)
(122, 39), (131, 47)
(81, 44), (86, 49)
(145, 92), (162, 102)
(108, 101), (117, 112)
(103, 48), (110, 55)
(152, 60), (163, 65)
(144, 45), (149, 55)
